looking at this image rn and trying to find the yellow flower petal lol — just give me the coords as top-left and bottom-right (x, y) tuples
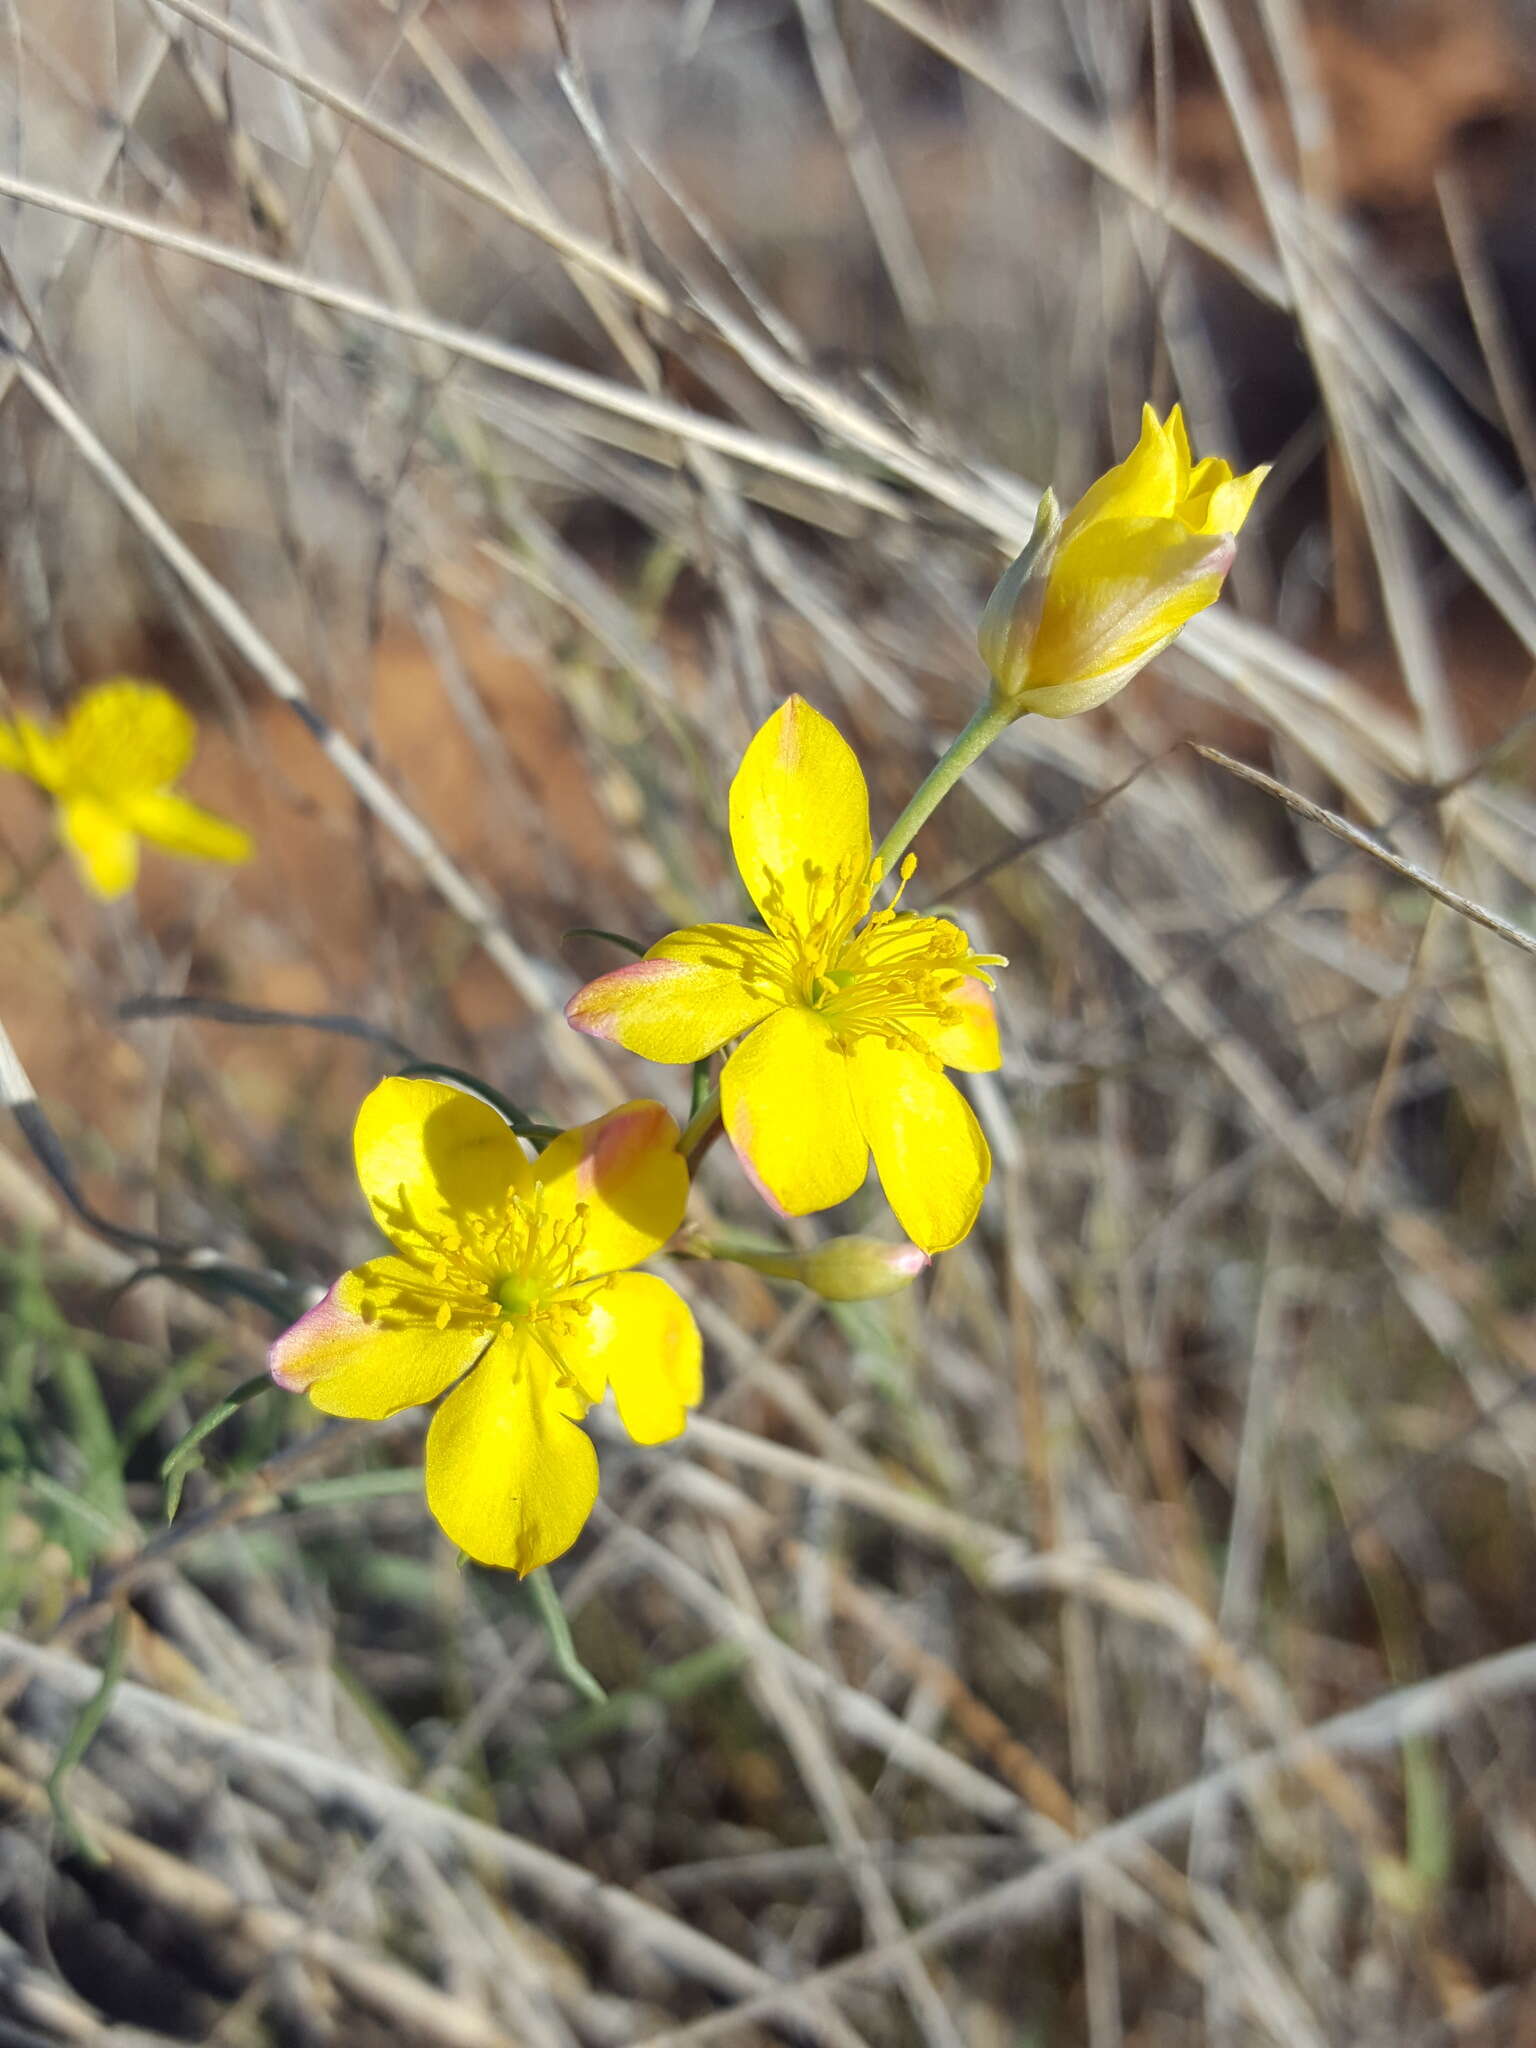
(556, 1272), (703, 1444)
(0, 716), (64, 790)
(722, 1005), (867, 1216)
(1028, 517), (1234, 693)
(533, 1099), (689, 1274)
(59, 680), (196, 792)
(1166, 403), (1194, 493)
(1198, 466), (1269, 536)
(424, 1332), (599, 1573)
(566, 924), (783, 1063)
(354, 1077), (531, 1250)
(58, 796), (139, 899)
(848, 1037), (989, 1253)
(269, 1263), (485, 1416)
(980, 406), (1266, 721)
(923, 977), (1001, 1072)
(124, 790), (252, 866)
(1060, 404), (1178, 540)
(729, 697), (872, 944)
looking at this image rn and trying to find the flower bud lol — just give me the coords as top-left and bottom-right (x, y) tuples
(699, 1234), (929, 1301)
(979, 404), (1267, 721)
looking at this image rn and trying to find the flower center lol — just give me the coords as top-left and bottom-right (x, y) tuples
(786, 855), (1005, 1062)
(369, 1182), (609, 1336)
(491, 1273), (541, 1317)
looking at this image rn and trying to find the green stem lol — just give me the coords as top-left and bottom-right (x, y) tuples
(874, 699), (1017, 875)
(679, 1085), (722, 1166)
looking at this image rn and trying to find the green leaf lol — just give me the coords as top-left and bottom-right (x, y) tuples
(161, 1373), (274, 1522)
(48, 1609), (127, 1866)
(563, 926), (648, 960)
(523, 1566), (606, 1705)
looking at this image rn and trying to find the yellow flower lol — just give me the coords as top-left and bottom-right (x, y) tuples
(0, 678), (251, 899)
(567, 698), (1002, 1254)
(979, 404), (1268, 719)
(269, 1078), (701, 1575)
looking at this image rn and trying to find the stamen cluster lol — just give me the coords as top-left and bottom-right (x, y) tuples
(759, 852), (1005, 1065)
(366, 1184), (609, 1338)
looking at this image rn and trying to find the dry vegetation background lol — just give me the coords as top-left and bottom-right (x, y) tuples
(3, 0), (1536, 2041)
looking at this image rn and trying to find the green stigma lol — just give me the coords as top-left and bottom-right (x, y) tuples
(492, 1273), (539, 1318)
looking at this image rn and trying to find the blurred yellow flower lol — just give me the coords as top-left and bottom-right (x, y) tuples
(270, 1078), (700, 1575)
(567, 698), (1002, 1254)
(0, 678), (251, 899)
(979, 404), (1268, 719)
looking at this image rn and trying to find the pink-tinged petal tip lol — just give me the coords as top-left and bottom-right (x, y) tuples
(564, 964), (663, 1042)
(268, 1282), (354, 1392)
(577, 1098), (679, 1201)
(569, 954), (749, 1064)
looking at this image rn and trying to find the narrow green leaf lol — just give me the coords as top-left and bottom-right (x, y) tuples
(563, 926), (648, 959)
(161, 1373), (274, 1522)
(48, 1609), (127, 1866)
(523, 1566), (606, 1705)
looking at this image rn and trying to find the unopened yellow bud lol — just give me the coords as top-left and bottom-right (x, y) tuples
(979, 405), (1266, 721)
(697, 1233), (929, 1301)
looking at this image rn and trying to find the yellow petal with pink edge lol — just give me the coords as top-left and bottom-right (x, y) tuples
(353, 1077), (531, 1252)
(555, 1272), (703, 1444)
(424, 1332), (599, 1573)
(566, 922), (782, 1063)
(268, 1265), (486, 1416)
(125, 790), (252, 866)
(532, 1099), (689, 1275)
(848, 1036), (989, 1253)
(59, 796), (138, 899)
(922, 976), (1001, 1072)
(60, 680), (196, 791)
(721, 1005), (867, 1216)
(729, 696), (871, 944)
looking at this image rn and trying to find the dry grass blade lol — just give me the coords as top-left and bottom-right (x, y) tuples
(144, 0), (671, 314)
(3, 5), (1534, 2039)
(636, 1637), (1536, 2046)
(1192, 742), (1536, 960)
(0, 1634), (866, 2047)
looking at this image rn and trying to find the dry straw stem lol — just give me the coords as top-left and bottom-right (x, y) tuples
(0, 1633), (867, 2048)
(0, 173), (906, 523)
(0, 1755), (525, 2048)
(11, 1621), (1530, 2048)
(704, 1523), (969, 2048)
(3, 350), (623, 1107)
(1, 149), (1526, 873)
(1193, 743), (1536, 960)
(632, 1630), (1536, 2048)
(142, 0), (671, 316)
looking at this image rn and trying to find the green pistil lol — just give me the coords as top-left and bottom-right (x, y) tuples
(492, 1273), (540, 1318)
